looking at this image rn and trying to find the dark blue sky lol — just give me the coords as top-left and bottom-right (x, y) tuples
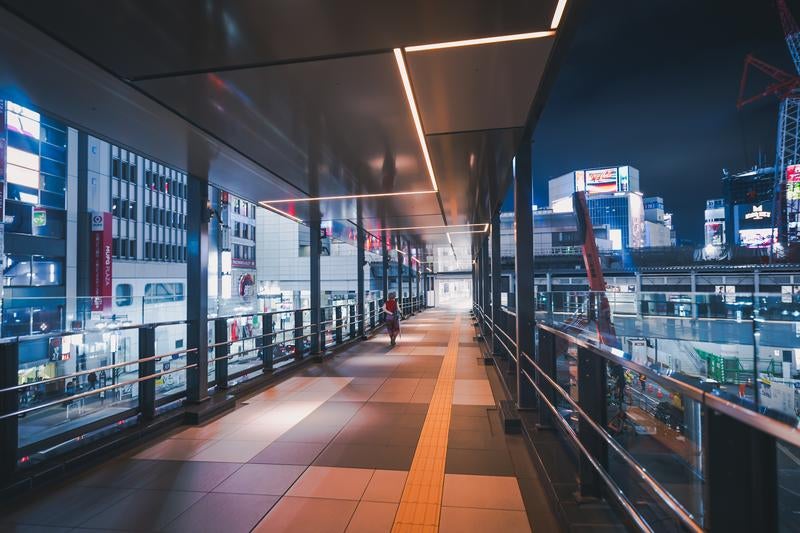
(531, 0), (796, 243)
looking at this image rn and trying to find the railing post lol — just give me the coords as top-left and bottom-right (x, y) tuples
(704, 408), (777, 531)
(536, 328), (557, 428)
(369, 301), (376, 330)
(335, 306), (344, 345)
(262, 313), (274, 373)
(138, 326), (157, 421)
(0, 340), (19, 479)
(491, 210), (502, 356)
(513, 143), (536, 409)
(576, 346), (608, 498)
(349, 303), (357, 340)
(214, 318), (229, 389)
(379, 298), (385, 324)
(294, 310), (304, 360)
(310, 215), (322, 355)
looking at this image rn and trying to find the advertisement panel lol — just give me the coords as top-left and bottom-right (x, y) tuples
(704, 221), (724, 246)
(739, 228), (775, 249)
(90, 212), (113, 311)
(585, 168), (618, 194)
(574, 170), (586, 192)
(787, 164), (800, 201)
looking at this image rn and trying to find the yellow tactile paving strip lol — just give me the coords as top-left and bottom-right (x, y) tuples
(392, 315), (461, 533)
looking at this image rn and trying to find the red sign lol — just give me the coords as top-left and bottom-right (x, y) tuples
(585, 167), (619, 194)
(90, 212), (113, 311)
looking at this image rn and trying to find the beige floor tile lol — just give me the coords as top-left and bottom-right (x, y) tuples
(439, 507), (531, 533)
(189, 439), (269, 462)
(442, 474), (525, 510)
(169, 421), (236, 441)
(345, 501), (398, 533)
(253, 496), (358, 533)
(453, 380), (493, 396)
(213, 463), (305, 495)
(287, 466), (374, 500)
(451, 394), (496, 406)
(362, 470), (408, 503)
(224, 424), (285, 442)
(133, 438), (212, 461)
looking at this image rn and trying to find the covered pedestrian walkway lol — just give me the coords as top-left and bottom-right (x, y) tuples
(1, 310), (560, 533)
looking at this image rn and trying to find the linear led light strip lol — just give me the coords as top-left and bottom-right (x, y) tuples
(393, 48), (438, 192)
(261, 190), (436, 204)
(404, 30), (555, 52)
(375, 223), (487, 232)
(261, 202), (302, 223)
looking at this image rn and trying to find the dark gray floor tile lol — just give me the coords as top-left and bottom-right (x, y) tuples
(4, 486), (132, 527)
(131, 461), (242, 492)
(163, 492), (279, 533)
(274, 423), (342, 443)
(449, 414), (491, 432)
(452, 405), (492, 417)
(314, 443), (415, 470)
(249, 441), (327, 465)
(445, 448), (515, 476)
(73, 458), (156, 489)
(0, 525), (72, 532)
(213, 464), (305, 495)
(79, 489), (205, 531)
(447, 429), (506, 451)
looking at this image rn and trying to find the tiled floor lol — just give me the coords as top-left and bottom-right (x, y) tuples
(1, 309), (557, 532)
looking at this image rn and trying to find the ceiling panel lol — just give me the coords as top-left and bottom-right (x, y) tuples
(1, 0), (558, 79)
(407, 37), (554, 135)
(137, 53), (429, 200)
(427, 127), (523, 227)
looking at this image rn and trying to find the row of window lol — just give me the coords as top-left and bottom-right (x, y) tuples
(144, 170), (186, 198)
(145, 206), (185, 229)
(233, 222), (256, 240)
(232, 198), (257, 219)
(233, 244), (256, 261)
(3, 255), (63, 287)
(144, 242), (186, 262)
(115, 282), (185, 306)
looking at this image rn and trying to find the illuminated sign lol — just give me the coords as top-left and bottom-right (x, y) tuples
(739, 228), (775, 249)
(788, 164), (800, 185)
(744, 205), (771, 221)
(585, 168), (618, 194)
(574, 170), (586, 192)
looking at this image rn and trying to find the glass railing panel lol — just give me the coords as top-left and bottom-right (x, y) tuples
(153, 322), (187, 401)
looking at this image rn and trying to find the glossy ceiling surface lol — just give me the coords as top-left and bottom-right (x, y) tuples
(0, 0), (570, 250)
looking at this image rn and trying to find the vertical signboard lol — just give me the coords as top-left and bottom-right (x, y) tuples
(787, 164), (800, 242)
(90, 212), (112, 311)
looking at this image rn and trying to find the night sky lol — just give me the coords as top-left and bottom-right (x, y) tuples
(531, 0), (796, 244)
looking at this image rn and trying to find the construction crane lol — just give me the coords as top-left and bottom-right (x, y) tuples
(737, 0), (800, 255)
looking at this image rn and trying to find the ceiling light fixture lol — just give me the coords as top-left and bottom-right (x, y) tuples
(261, 203), (303, 223)
(393, 48), (438, 192)
(373, 223), (488, 232)
(260, 189), (436, 205)
(404, 30), (555, 53)
(551, 0), (568, 29)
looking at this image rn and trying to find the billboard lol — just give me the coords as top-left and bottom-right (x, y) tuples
(788, 164), (800, 201)
(585, 168), (618, 194)
(90, 212), (113, 311)
(704, 221), (724, 246)
(739, 228), (775, 249)
(574, 170), (586, 192)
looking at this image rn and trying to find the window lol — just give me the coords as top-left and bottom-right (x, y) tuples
(115, 283), (133, 306)
(4, 255), (63, 287)
(144, 282), (185, 304)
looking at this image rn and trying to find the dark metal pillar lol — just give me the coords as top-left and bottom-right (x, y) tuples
(186, 176), (209, 403)
(262, 312), (274, 372)
(356, 210), (366, 338)
(704, 408), (778, 531)
(514, 145), (536, 409)
(213, 318), (229, 388)
(397, 237), (405, 313)
(536, 329), (557, 427)
(481, 236), (490, 334)
(490, 210), (502, 356)
(577, 346), (608, 498)
(138, 326), (157, 420)
(310, 215), (322, 354)
(407, 241), (414, 315)
(0, 341), (19, 478)
(294, 310), (305, 359)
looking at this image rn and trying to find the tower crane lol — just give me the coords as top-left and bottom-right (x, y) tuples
(737, 0), (800, 254)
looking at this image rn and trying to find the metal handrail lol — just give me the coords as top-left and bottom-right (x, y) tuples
(0, 347), (198, 394)
(519, 368), (653, 533)
(537, 321), (800, 454)
(520, 351), (701, 532)
(0, 364), (197, 421)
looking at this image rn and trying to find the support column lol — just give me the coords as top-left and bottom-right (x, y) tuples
(356, 208), (366, 338)
(381, 231), (389, 304)
(397, 237), (405, 313)
(406, 241), (414, 314)
(514, 145), (536, 409)
(577, 346), (608, 498)
(481, 236), (490, 328)
(0, 341), (19, 478)
(491, 210), (502, 356)
(310, 214), (322, 354)
(186, 176), (209, 403)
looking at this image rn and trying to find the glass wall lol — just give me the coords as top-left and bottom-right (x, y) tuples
(365, 231), (384, 325)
